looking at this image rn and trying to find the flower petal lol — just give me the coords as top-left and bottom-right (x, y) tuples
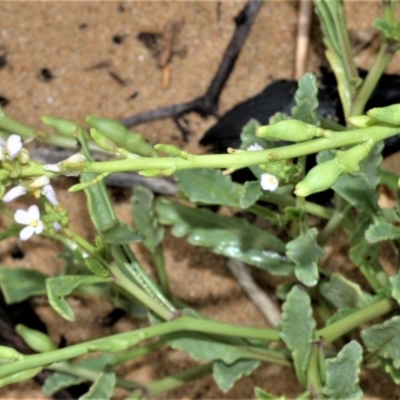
(33, 220), (44, 235)
(247, 143), (263, 151)
(3, 186), (27, 202)
(14, 209), (31, 225)
(19, 226), (34, 241)
(7, 135), (23, 159)
(41, 184), (58, 205)
(260, 173), (279, 192)
(27, 205), (40, 221)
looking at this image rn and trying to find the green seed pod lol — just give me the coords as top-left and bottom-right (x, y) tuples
(335, 140), (374, 173)
(256, 119), (328, 142)
(0, 345), (23, 361)
(90, 128), (118, 152)
(16, 324), (57, 353)
(85, 115), (156, 157)
(367, 104), (400, 125)
(294, 158), (343, 197)
(0, 367), (42, 388)
(348, 115), (378, 128)
(41, 116), (78, 137)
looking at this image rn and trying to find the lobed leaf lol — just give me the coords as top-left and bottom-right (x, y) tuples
(46, 275), (111, 321)
(361, 316), (400, 367)
(101, 220), (143, 244)
(286, 228), (324, 287)
(213, 359), (260, 393)
(79, 365), (115, 400)
(0, 267), (47, 303)
(322, 341), (363, 400)
(174, 169), (240, 207)
(155, 199), (293, 276)
(280, 285), (316, 386)
(365, 221), (400, 243)
(239, 181), (263, 208)
(291, 73), (320, 126)
(319, 273), (373, 309)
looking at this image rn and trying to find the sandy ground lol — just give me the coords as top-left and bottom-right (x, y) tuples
(1, 1), (400, 399)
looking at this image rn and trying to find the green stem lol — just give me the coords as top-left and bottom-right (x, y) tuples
(144, 363), (213, 397)
(152, 246), (171, 298)
(0, 316), (281, 379)
(350, 43), (395, 117)
(64, 126), (400, 176)
(317, 297), (396, 344)
(318, 202), (352, 246)
(307, 344), (322, 397)
(109, 262), (174, 320)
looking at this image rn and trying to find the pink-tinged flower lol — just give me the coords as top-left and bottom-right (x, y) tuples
(14, 205), (44, 241)
(0, 135), (23, 160)
(2, 177), (58, 205)
(3, 186), (27, 202)
(247, 143), (263, 151)
(260, 173), (279, 192)
(41, 184), (58, 205)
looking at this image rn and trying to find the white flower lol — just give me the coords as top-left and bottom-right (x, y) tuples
(41, 184), (58, 205)
(2, 177), (58, 205)
(0, 135), (23, 160)
(3, 185), (27, 202)
(14, 205), (44, 241)
(43, 164), (61, 173)
(260, 173), (279, 192)
(247, 143), (263, 151)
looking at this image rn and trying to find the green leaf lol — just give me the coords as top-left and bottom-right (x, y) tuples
(361, 316), (400, 367)
(291, 73), (320, 126)
(240, 181), (263, 208)
(373, 18), (393, 39)
(79, 365), (115, 400)
(43, 372), (85, 396)
(322, 341), (363, 400)
(101, 220), (143, 244)
(155, 199), (293, 276)
(174, 169), (240, 207)
(390, 274), (400, 305)
(280, 285), (316, 386)
(131, 186), (165, 252)
(382, 358), (400, 384)
(255, 387), (287, 400)
(365, 221), (400, 243)
(239, 119), (264, 151)
(46, 275), (110, 321)
(0, 267), (47, 303)
(163, 331), (254, 364)
(43, 354), (114, 396)
(286, 228), (324, 287)
(213, 359), (259, 393)
(319, 273), (373, 309)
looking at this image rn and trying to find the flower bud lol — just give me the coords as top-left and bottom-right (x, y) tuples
(0, 345), (23, 361)
(85, 116), (156, 156)
(294, 158), (343, 197)
(154, 143), (190, 159)
(16, 324), (57, 352)
(348, 115), (378, 128)
(17, 148), (30, 165)
(256, 120), (329, 142)
(41, 116), (78, 137)
(367, 104), (400, 125)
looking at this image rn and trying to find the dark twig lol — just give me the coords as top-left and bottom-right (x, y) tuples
(120, 0), (263, 128)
